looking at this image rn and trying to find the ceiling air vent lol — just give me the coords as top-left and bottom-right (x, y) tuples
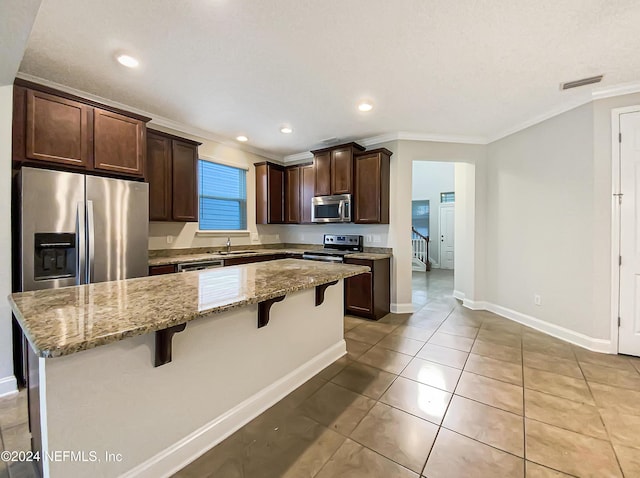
(560, 75), (604, 90)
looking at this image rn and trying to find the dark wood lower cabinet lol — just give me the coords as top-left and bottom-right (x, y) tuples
(149, 264), (177, 275)
(224, 254), (286, 266)
(344, 257), (390, 320)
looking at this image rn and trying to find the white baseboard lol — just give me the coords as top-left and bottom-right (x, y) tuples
(462, 298), (487, 310)
(475, 302), (613, 353)
(452, 290), (465, 301)
(391, 303), (414, 314)
(122, 341), (346, 478)
(0, 375), (17, 397)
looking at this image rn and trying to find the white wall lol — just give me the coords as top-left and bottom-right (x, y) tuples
(147, 125), (283, 250)
(0, 86), (17, 395)
(411, 161), (455, 265)
(485, 103), (596, 339)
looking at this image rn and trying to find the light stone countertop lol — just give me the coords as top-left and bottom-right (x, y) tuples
(9, 259), (369, 358)
(148, 249), (392, 267)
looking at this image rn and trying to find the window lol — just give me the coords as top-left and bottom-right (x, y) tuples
(440, 191), (455, 203)
(198, 160), (247, 230)
(412, 200), (429, 237)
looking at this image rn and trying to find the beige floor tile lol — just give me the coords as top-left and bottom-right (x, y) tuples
(0, 393), (28, 430)
(437, 323), (479, 339)
(0, 423), (31, 453)
(358, 321), (399, 335)
(330, 362), (396, 400)
(424, 428), (524, 478)
(380, 377), (452, 425)
(315, 439), (418, 478)
(376, 334), (425, 356)
(464, 353), (523, 385)
(523, 350), (583, 379)
(581, 361), (640, 391)
(391, 325), (436, 341)
(356, 345), (412, 374)
(525, 461), (574, 477)
(589, 382), (640, 416)
(350, 402), (437, 473)
(455, 371), (524, 415)
(524, 388), (607, 440)
(443, 395), (524, 456)
(612, 443), (640, 477)
(472, 340), (523, 364)
(481, 322), (523, 335)
(344, 325), (388, 345)
(344, 316), (367, 331)
(631, 357), (640, 374)
(401, 357), (462, 392)
(523, 340), (576, 360)
(298, 382), (375, 436)
(345, 338), (373, 360)
(599, 409), (640, 449)
(278, 375), (327, 410)
(445, 314), (483, 328)
(318, 355), (351, 381)
(525, 419), (622, 478)
(574, 349), (636, 371)
(476, 329), (522, 348)
(416, 343), (469, 369)
(524, 367), (594, 405)
(428, 331), (475, 352)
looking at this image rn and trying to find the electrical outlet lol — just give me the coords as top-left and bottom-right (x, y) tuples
(534, 294), (541, 306)
(251, 233), (259, 243)
(366, 234), (373, 243)
(373, 235), (381, 243)
(166, 235), (173, 244)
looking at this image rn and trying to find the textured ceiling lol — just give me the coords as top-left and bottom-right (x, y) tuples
(18, 0), (640, 155)
(0, 0), (41, 86)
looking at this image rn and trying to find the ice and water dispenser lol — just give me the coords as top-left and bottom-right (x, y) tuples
(33, 233), (76, 281)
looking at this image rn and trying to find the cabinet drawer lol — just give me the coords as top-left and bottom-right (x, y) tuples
(149, 264), (177, 275)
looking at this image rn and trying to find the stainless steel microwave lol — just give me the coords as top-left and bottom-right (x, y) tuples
(311, 194), (352, 223)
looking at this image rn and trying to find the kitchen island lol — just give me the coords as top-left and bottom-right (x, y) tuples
(9, 259), (368, 478)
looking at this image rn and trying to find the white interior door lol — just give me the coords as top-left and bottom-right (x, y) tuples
(619, 110), (640, 356)
(439, 204), (455, 270)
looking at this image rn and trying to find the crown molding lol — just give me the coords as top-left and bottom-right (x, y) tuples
(15, 72), (284, 162)
(591, 80), (640, 100)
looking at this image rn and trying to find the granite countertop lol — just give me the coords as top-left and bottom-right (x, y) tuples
(9, 259), (369, 359)
(148, 249), (392, 266)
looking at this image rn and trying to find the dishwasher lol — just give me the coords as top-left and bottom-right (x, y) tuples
(176, 260), (224, 272)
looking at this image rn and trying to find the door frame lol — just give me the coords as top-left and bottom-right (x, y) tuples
(439, 202), (455, 269)
(610, 105), (640, 354)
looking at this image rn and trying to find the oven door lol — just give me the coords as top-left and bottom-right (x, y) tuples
(312, 195), (351, 223)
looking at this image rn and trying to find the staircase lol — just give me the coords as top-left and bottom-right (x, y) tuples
(412, 227), (431, 272)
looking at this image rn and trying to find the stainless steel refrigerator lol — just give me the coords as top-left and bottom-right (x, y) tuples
(19, 167), (149, 292)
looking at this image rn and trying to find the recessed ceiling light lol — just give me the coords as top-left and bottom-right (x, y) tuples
(116, 54), (139, 68)
(236, 135), (248, 142)
(280, 126), (293, 134)
(358, 102), (373, 112)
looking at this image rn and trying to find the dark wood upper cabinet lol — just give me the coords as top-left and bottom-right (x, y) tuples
(13, 79), (150, 178)
(171, 140), (199, 222)
(313, 152), (331, 196)
(300, 164), (315, 223)
(93, 108), (145, 177)
(311, 142), (365, 196)
(284, 166), (301, 224)
(255, 162), (284, 224)
(24, 89), (90, 168)
(331, 147), (353, 195)
(146, 129), (200, 222)
(354, 148), (392, 224)
(147, 132), (172, 221)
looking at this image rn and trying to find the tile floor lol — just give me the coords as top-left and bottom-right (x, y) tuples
(1, 270), (640, 477)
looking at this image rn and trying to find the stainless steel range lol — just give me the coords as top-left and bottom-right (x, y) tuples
(302, 234), (363, 263)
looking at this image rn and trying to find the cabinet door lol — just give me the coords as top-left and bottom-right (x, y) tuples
(301, 164), (315, 223)
(94, 108), (145, 176)
(147, 132), (172, 221)
(345, 271), (374, 315)
(172, 140), (198, 222)
(255, 163), (268, 225)
(285, 166), (301, 224)
(314, 152), (331, 196)
(331, 147), (353, 194)
(149, 265), (177, 275)
(25, 89), (90, 168)
(268, 166), (285, 223)
(354, 153), (381, 223)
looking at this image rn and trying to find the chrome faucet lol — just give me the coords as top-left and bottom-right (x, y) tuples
(226, 237), (231, 254)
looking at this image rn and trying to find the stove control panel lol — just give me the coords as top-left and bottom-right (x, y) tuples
(323, 234), (363, 251)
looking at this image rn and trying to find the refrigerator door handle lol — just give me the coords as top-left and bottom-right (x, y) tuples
(76, 201), (86, 285)
(87, 200), (95, 283)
